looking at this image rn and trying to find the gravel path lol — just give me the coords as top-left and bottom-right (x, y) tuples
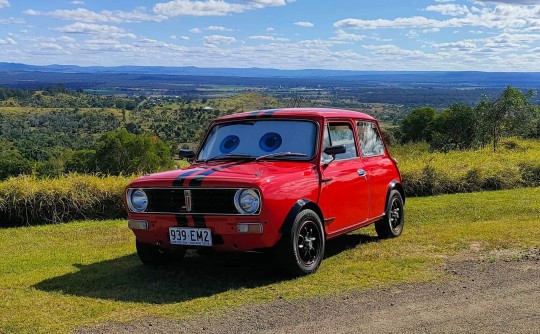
(79, 249), (540, 334)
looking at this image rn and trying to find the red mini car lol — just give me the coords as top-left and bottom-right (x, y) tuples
(125, 108), (404, 275)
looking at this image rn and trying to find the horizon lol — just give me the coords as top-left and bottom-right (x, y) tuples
(3, 61), (540, 75)
(1, 1), (540, 71)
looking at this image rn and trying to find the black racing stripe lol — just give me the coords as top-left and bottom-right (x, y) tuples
(244, 109), (280, 119)
(258, 109), (279, 118)
(192, 215), (206, 227)
(188, 161), (244, 187)
(172, 168), (204, 187)
(263, 109), (279, 115)
(175, 215), (188, 227)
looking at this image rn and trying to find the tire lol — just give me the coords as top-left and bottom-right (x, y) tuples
(276, 209), (325, 276)
(375, 190), (404, 239)
(136, 240), (186, 265)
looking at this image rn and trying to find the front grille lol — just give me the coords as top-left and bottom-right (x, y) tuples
(145, 188), (239, 214)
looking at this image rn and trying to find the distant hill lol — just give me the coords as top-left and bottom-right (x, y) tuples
(1, 62), (540, 87)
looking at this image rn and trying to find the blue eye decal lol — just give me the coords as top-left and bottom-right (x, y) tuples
(259, 132), (282, 152)
(219, 135), (240, 153)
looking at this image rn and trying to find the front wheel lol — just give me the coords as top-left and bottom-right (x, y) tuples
(375, 190), (404, 239)
(136, 240), (186, 265)
(276, 209), (325, 276)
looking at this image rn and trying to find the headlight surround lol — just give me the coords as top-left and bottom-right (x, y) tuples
(234, 189), (261, 215)
(127, 188), (148, 213)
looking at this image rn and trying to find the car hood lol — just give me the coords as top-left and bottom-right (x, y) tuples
(128, 161), (317, 188)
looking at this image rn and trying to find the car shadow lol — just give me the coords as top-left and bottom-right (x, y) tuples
(34, 233), (378, 304)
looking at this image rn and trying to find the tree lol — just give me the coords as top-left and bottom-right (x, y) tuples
(476, 86), (536, 152)
(65, 149), (97, 174)
(95, 129), (174, 175)
(0, 141), (31, 179)
(430, 104), (477, 151)
(400, 107), (436, 143)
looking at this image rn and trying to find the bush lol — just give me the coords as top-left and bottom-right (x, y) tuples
(0, 174), (131, 226)
(95, 129), (175, 175)
(393, 139), (540, 197)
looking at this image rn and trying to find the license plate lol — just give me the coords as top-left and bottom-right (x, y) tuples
(169, 227), (212, 247)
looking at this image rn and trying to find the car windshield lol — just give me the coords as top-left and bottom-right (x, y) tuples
(197, 120), (317, 161)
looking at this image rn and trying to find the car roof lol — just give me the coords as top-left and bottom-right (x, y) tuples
(216, 108), (376, 122)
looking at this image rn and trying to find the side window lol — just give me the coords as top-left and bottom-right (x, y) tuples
(358, 121), (385, 157)
(322, 123), (358, 161)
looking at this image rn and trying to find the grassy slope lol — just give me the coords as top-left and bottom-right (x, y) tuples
(1, 187), (539, 333)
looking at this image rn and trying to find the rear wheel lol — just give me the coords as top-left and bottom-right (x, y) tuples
(136, 240), (186, 265)
(277, 209), (325, 276)
(375, 190), (404, 239)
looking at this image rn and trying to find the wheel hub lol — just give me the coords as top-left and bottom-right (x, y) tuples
(298, 223), (319, 264)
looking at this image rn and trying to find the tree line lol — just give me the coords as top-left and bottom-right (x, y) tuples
(0, 85), (538, 180)
(396, 86), (538, 152)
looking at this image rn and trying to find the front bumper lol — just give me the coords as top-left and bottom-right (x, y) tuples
(129, 213), (281, 252)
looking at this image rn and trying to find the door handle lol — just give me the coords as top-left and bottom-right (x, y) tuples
(357, 169), (367, 177)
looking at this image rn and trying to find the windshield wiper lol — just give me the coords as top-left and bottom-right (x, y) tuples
(204, 153), (254, 163)
(255, 152), (308, 161)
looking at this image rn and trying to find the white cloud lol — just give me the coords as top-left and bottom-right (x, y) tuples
(153, 0), (286, 17)
(170, 34), (177, 39)
(266, 27), (275, 32)
(294, 21), (314, 28)
(37, 43), (63, 51)
(0, 17), (25, 24)
(474, 0), (540, 4)
(70, 1), (85, 5)
(335, 16), (447, 30)
(249, 35), (289, 41)
(190, 28), (202, 33)
(433, 41), (478, 50)
(0, 37), (16, 45)
(335, 3), (540, 31)
(205, 25), (233, 31)
(332, 29), (365, 41)
(362, 44), (434, 59)
(58, 35), (76, 43)
(425, 4), (470, 16)
(30, 42), (67, 55)
(203, 34), (236, 46)
(0, 0), (9, 9)
(56, 23), (136, 39)
(24, 8), (166, 23)
(80, 39), (134, 53)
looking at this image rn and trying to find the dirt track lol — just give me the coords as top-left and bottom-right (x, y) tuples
(79, 249), (540, 334)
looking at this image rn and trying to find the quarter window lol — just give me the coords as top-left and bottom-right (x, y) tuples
(358, 121), (385, 157)
(322, 123), (358, 161)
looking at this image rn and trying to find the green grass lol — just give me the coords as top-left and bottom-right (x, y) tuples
(1, 187), (539, 333)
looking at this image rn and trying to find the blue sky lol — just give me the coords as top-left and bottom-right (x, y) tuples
(1, 0), (540, 71)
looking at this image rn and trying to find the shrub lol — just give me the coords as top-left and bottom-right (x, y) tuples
(0, 174), (131, 226)
(393, 138), (540, 197)
(95, 129), (175, 175)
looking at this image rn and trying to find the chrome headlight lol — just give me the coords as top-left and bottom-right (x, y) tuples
(234, 189), (260, 215)
(127, 189), (148, 213)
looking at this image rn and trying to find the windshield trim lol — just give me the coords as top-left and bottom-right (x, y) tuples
(194, 118), (320, 163)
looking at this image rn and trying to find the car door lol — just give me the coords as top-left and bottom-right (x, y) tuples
(357, 120), (394, 218)
(320, 121), (370, 236)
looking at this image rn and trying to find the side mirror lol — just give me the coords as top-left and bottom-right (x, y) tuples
(322, 145), (346, 166)
(323, 145), (346, 156)
(178, 148), (195, 160)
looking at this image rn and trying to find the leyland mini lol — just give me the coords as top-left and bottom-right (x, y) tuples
(125, 108), (404, 275)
